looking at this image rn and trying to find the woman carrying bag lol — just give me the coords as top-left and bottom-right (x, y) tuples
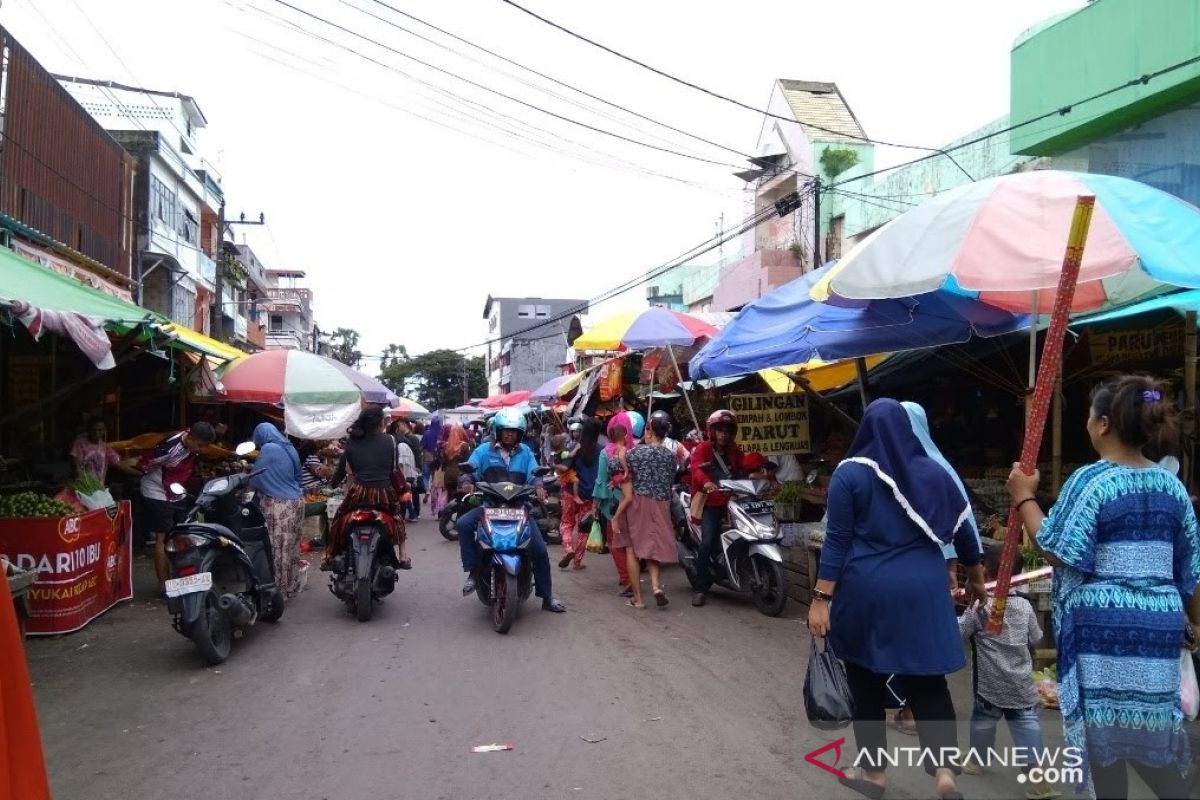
(808, 399), (985, 800)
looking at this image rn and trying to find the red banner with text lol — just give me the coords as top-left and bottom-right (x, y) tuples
(0, 501), (133, 635)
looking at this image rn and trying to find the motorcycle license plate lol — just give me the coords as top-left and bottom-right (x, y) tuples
(741, 500), (774, 515)
(486, 508), (524, 521)
(164, 572), (212, 598)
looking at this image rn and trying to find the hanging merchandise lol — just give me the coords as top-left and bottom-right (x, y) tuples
(598, 359), (623, 402)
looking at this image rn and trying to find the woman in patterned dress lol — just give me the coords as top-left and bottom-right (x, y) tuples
(248, 423), (305, 600)
(621, 414), (679, 609)
(1009, 375), (1200, 799)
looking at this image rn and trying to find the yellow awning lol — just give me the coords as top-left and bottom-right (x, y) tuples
(156, 322), (245, 362)
(759, 354), (888, 394)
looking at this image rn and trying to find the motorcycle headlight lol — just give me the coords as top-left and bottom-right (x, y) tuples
(752, 521), (776, 539)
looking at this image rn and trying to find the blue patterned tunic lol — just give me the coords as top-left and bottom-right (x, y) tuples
(1037, 461), (1199, 778)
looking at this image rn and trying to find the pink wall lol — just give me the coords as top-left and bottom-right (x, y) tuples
(712, 249), (803, 311)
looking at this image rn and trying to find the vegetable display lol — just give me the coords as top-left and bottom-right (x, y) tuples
(0, 491), (78, 519)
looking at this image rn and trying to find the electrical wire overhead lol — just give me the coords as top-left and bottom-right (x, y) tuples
(266, 0), (747, 169)
(497, 0), (977, 180)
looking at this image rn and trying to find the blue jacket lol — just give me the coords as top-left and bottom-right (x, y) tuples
(249, 423), (303, 500)
(467, 440), (538, 485)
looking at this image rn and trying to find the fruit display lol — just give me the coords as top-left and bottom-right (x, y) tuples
(0, 491), (78, 519)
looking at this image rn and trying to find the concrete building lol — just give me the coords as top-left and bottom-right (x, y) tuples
(710, 80), (867, 311)
(0, 27), (136, 300)
(482, 296), (587, 395)
(644, 261), (720, 313)
(822, 0), (1200, 256)
(56, 75), (227, 335)
(264, 268), (316, 351)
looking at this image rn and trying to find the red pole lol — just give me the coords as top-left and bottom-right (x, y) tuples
(988, 195), (1096, 634)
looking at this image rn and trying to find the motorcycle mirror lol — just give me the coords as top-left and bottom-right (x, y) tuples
(169, 482), (187, 497)
(235, 442), (256, 457)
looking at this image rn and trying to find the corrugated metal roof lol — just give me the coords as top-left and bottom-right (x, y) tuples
(777, 80), (867, 144)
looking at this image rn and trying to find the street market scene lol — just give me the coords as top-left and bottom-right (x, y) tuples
(1, 1), (1199, 798)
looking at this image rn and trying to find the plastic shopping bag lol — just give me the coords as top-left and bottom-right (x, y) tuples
(1182, 649), (1199, 721)
(76, 488), (115, 510)
(804, 636), (854, 729)
(585, 520), (605, 554)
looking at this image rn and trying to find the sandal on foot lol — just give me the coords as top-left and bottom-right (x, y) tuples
(653, 589), (668, 607)
(625, 599), (646, 609)
(558, 554), (573, 569)
(398, 559), (412, 570)
(837, 772), (885, 800)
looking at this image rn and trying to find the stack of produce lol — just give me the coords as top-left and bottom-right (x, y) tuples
(0, 491), (77, 518)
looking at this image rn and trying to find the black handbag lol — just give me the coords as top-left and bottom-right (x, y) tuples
(804, 636), (855, 729)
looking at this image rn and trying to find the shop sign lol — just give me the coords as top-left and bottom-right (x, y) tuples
(1087, 324), (1183, 365)
(0, 502), (133, 635)
(729, 393), (811, 455)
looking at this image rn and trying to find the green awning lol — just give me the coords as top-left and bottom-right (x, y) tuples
(0, 243), (151, 324)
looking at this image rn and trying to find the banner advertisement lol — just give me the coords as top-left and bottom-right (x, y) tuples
(729, 393), (811, 455)
(0, 501), (133, 635)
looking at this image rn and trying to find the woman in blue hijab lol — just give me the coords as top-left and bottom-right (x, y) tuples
(808, 399), (986, 800)
(250, 422), (305, 600)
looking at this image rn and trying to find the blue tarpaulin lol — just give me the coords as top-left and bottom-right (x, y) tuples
(689, 265), (1029, 380)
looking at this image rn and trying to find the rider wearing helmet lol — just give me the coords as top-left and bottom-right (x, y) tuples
(650, 410), (689, 468)
(687, 409), (745, 607)
(455, 408), (565, 613)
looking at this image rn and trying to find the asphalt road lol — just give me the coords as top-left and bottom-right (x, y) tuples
(25, 518), (830, 800)
(24, 519), (1064, 800)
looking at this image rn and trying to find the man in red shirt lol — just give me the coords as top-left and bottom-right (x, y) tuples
(687, 410), (744, 607)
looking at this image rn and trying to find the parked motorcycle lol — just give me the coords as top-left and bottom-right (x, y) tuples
(327, 503), (399, 622)
(460, 463), (550, 634)
(163, 443), (283, 665)
(675, 468), (788, 617)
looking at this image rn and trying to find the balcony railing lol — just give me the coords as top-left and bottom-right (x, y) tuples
(265, 287), (312, 318)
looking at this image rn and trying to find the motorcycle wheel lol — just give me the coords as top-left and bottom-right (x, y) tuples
(355, 577), (373, 622)
(261, 588), (284, 623)
(438, 508), (460, 541)
(191, 591), (233, 665)
(491, 567), (519, 634)
(678, 541), (702, 590)
(749, 555), (788, 617)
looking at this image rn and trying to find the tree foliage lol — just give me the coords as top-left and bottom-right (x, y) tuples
(379, 346), (487, 410)
(328, 327), (362, 367)
(819, 146), (860, 180)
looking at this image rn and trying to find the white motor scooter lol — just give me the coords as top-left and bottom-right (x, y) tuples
(676, 476), (788, 616)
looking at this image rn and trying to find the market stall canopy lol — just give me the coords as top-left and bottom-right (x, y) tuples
(1072, 288), (1200, 327)
(530, 373), (582, 401)
(479, 390), (533, 409)
(690, 264), (1026, 379)
(387, 396), (431, 420)
(758, 355), (889, 394)
(154, 322), (244, 362)
(217, 350), (397, 439)
(812, 171), (1200, 313)
(573, 307), (719, 351)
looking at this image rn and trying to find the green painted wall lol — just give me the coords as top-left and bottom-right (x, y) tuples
(1011, 0), (1200, 156)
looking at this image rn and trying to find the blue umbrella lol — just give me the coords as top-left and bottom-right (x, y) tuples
(689, 264), (1029, 380)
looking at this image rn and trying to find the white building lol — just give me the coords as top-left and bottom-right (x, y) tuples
(56, 76), (225, 334)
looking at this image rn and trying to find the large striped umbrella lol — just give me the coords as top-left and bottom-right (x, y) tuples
(573, 307), (718, 351)
(218, 350), (397, 439)
(811, 171), (1200, 312)
(388, 397), (431, 420)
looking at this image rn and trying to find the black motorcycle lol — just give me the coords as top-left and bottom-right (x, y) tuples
(327, 504), (399, 622)
(163, 463), (283, 665)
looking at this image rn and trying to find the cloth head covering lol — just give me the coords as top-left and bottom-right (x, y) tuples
(442, 424), (471, 462)
(839, 398), (971, 545)
(901, 401), (980, 547)
(421, 416), (442, 452)
(251, 422), (303, 499)
(605, 411), (632, 460)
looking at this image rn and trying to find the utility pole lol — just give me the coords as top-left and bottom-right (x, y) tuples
(462, 358), (469, 405)
(812, 176), (822, 271)
(210, 205), (266, 341)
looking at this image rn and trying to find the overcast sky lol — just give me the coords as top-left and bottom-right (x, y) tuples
(4, 0), (1082, 368)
